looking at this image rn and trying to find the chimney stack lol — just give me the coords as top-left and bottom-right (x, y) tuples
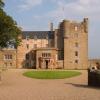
(50, 22), (53, 31)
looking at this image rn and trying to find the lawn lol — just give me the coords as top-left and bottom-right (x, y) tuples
(23, 70), (81, 79)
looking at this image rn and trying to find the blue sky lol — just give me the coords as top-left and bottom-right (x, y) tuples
(4, 0), (100, 59)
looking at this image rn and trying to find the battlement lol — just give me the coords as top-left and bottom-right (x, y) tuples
(57, 18), (88, 38)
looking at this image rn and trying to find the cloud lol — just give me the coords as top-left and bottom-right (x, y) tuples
(18, 0), (43, 11)
(34, 0), (100, 21)
(31, 0), (100, 58)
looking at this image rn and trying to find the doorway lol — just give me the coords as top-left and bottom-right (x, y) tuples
(45, 60), (48, 69)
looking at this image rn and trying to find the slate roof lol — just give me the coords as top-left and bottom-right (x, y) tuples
(22, 31), (54, 39)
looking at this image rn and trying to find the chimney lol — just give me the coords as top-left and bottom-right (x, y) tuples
(50, 22), (53, 31)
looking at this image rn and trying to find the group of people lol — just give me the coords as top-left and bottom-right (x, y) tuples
(89, 62), (100, 72)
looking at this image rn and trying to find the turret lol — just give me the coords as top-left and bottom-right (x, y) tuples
(83, 18), (88, 33)
(62, 20), (70, 38)
(49, 22), (53, 32)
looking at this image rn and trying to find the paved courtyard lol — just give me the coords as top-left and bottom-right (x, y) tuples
(0, 69), (100, 100)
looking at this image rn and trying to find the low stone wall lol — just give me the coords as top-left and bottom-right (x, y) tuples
(57, 60), (64, 69)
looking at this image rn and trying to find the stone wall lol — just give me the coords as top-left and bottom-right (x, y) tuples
(60, 18), (88, 69)
(36, 48), (58, 69)
(17, 38), (49, 68)
(0, 49), (17, 69)
(57, 60), (64, 69)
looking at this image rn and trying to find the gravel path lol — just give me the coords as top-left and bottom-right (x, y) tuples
(0, 69), (100, 100)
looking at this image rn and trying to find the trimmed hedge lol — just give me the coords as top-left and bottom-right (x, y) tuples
(88, 70), (100, 87)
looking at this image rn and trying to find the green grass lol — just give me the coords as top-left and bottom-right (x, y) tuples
(23, 70), (81, 79)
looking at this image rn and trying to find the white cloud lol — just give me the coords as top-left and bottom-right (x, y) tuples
(39, 0), (100, 21)
(18, 0), (42, 11)
(31, 0), (100, 58)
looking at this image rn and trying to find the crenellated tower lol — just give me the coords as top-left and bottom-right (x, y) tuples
(61, 18), (88, 69)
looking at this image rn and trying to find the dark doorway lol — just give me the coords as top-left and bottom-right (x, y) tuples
(45, 60), (48, 69)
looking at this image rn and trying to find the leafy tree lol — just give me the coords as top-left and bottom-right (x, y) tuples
(0, 0), (21, 48)
(0, 0), (4, 8)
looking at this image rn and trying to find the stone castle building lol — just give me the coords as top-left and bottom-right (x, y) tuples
(0, 18), (89, 69)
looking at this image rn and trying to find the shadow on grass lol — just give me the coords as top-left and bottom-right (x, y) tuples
(65, 83), (100, 90)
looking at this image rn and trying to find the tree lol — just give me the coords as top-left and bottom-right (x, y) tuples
(0, 0), (4, 8)
(0, 0), (21, 48)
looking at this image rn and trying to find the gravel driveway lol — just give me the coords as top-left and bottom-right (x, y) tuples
(0, 69), (100, 100)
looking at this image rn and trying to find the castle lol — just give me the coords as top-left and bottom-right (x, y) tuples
(0, 18), (89, 69)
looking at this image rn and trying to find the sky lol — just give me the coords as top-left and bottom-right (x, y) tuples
(3, 0), (100, 59)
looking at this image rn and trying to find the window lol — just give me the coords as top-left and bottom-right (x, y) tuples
(26, 54), (29, 60)
(75, 42), (79, 47)
(34, 44), (37, 48)
(4, 62), (7, 67)
(42, 53), (44, 57)
(75, 60), (78, 64)
(26, 63), (30, 67)
(45, 53), (47, 57)
(75, 26), (78, 31)
(31, 54), (34, 60)
(26, 44), (29, 49)
(9, 55), (12, 59)
(42, 53), (51, 57)
(48, 53), (51, 57)
(75, 51), (78, 56)
(10, 63), (12, 66)
(4, 55), (7, 60)
(4, 54), (12, 60)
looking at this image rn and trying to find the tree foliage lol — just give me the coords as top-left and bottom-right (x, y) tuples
(0, 0), (21, 48)
(0, 0), (4, 8)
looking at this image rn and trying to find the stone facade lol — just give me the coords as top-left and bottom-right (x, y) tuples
(16, 31), (55, 69)
(35, 48), (58, 69)
(62, 18), (88, 69)
(0, 49), (16, 69)
(0, 18), (91, 69)
(54, 18), (88, 69)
